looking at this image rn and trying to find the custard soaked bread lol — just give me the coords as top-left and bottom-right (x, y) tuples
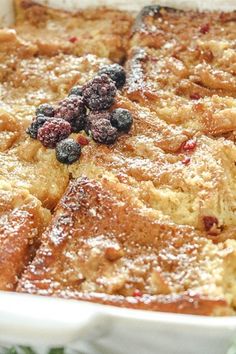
(126, 6), (236, 138)
(69, 97), (236, 233)
(0, 28), (110, 133)
(14, 0), (133, 62)
(17, 178), (236, 316)
(0, 28), (110, 209)
(0, 184), (50, 291)
(1, 2), (236, 316)
(18, 95), (236, 314)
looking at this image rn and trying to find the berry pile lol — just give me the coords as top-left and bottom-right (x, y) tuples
(26, 64), (133, 165)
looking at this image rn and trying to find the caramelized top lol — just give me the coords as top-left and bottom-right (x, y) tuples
(0, 184), (50, 290)
(17, 178), (234, 315)
(14, 0), (134, 62)
(126, 6), (236, 138)
(1, 3), (236, 316)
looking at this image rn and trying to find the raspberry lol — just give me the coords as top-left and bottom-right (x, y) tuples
(26, 114), (50, 139)
(190, 93), (201, 100)
(76, 134), (89, 146)
(133, 289), (142, 297)
(110, 108), (133, 133)
(68, 85), (83, 97)
(55, 95), (86, 132)
(182, 157), (191, 165)
(85, 111), (111, 134)
(203, 216), (220, 235)
(91, 119), (118, 145)
(56, 139), (81, 164)
(182, 139), (197, 152)
(200, 23), (210, 34)
(36, 103), (55, 117)
(69, 36), (79, 43)
(98, 64), (126, 89)
(82, 74), (117, 111)
(37, 118), (71, 148)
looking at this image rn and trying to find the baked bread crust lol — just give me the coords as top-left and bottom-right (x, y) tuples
(1, 2), (236, 315)
(14, 0), (134, 62)
(126, 6), (236, 138)
(17, 178), (234, 316)
(0, 185), (50, 290)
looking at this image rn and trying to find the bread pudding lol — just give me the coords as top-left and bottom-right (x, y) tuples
(0, 183), (50, 290)
(14, 0), (132, 62)
(1, 1), (236, 316)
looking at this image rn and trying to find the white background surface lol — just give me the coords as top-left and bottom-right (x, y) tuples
(33, 0), (236, 11)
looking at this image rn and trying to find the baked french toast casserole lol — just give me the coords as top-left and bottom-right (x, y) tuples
(1, 0), (236, 316)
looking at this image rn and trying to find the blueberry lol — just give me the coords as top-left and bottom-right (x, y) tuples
(36, 103), (55, 117)
(110, 108), (133, 133)
(56, 139), (81, 164)
(98, 64), (126, 89)
(26, 114), (50, 139)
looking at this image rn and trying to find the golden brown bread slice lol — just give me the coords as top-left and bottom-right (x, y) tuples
(69, 96), (236, 234)
(0, 28), (110, 132)
(0, 141), (69, 210)
(126, 6), (236, 138)
(2, 3), (236, 317)
(17, 177), (236, 315)
(0, 183), (50, 290)
(0, 29), (110, 209)
(13, 0), (133, 62)
(0, 109), (21, 152)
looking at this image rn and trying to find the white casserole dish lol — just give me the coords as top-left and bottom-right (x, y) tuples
(1, 1), (236, 353)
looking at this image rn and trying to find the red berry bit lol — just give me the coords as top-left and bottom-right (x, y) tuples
(190, 93), (201, 100)
(76, 134), (89, 146)
(200, 23), (210, 34)
(182, 139), (197, 152)
(37, 118), (71, 148)
(69, 36), (79, 43)
(203, 216), (221, 235)
(182, 157), (191, 165)
(133, 289), (142, 298)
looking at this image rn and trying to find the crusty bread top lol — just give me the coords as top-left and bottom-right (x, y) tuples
(14, 0), (134, 62)
(0, 28), (110, 209)
(17, 177), (236, 315)
(126, 6), (236, 137)
(2, 2), (236, 315)
(0, 184), (50, 291)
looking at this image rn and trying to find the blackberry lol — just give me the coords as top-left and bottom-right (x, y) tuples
(26, 114), (50, 139)
(110, 108), (133, 133)
(56, 139), (81, 165)
(70, 115), (86, 133)
(68, 85), (83, 97)
(82, 74), (117, 111)
(98, 64), (126, 89)
(36, 103), (55, 117)
(37, 118), (71, 148)
(85, 111), (111, 134)
(91, 119), (118, 145)
(55, 96), (86, 128)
